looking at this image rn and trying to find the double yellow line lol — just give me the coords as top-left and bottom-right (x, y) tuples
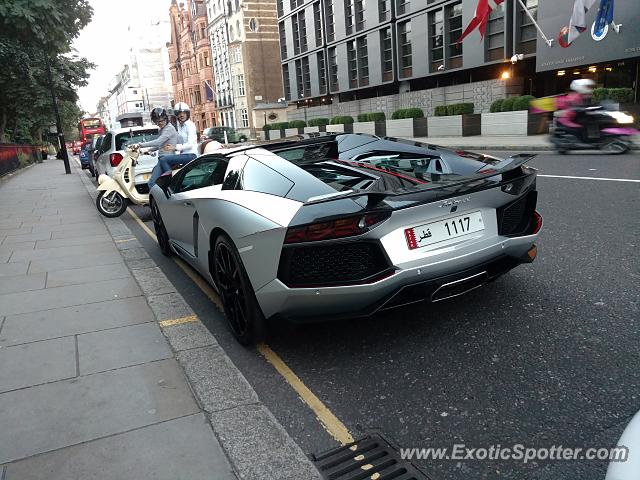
(127, 207), (354, 445)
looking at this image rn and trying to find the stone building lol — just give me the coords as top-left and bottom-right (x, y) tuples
(167, 0), (217, 133)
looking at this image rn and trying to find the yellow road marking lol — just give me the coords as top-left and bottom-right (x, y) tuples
(127, 207), (354, 446)
(257, 343), (354, 445)
(159, 315), (199, 327)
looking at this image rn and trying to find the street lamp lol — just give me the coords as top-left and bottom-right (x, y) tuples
(43, 50), (71, 174)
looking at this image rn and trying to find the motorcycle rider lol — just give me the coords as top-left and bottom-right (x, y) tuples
(139, 107), (178, 188)
(147, 102), (205, 188)
(556, 79), (595, 140)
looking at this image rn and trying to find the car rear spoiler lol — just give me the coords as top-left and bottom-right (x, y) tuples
(304, 153), (536, 208)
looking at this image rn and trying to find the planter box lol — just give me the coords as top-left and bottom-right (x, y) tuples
(385, 118), (427, 138)
(284, 128), (304, 137)
(326, 123), (354, 134)
(303, 125), (327, 134)
(266, 129), (283, 140)
(428, 114), (480, 137)
(481, 111), (550, 136)
(353, 121), (386, 136)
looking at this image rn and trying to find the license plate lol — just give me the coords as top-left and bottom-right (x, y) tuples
(405, 211), (484, 250)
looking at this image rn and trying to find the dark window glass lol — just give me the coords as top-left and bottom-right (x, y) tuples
(283, 64), (291, 99)
(380, 28), (393, 81)
(295, 59), (304, 98)
(238, 159), (294, 197)
(292, 15), (300, 54)
(519, 0), (537, 55)
(313, 2), (322, 47)
(357, 36), (369, 86)
(486, 2), (505, 61)
(399, 20), (412, 77)
(299, 12), (307, 52)
(325, 0), (335, 42)
(277, 0), (283, 17)
(397, 0), (409, 15)
(175, 156), (228, 193)
(115, 130), (158, 151)
(379, 0), (390, 22)
(347, 40), (358, 88)
(328, 47), (339, 91)
(355, 0), (365, 31)
(317, 52), (327, 94)
(430, 9), (444, 71)
(302, 57), (311, 96)
(279, 22), (287, 59)
(345, 0), (355, 35)
(448, 2), (463, 68)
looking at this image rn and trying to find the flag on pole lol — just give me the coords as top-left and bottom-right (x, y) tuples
(204, 80), (214, 102)
(457, 0), (504, 45)
(558, 0), (598, 47)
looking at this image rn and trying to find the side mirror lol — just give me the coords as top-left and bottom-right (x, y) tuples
(156, 172), (172, 198)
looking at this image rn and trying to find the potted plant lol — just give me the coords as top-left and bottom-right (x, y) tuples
(428, 103), (479, 136)
(305, 118), (330, 133)
(353, 112), (387, 136)
(481, 96), (546, 136)
(386, 108), (427, 138)
(326, 116), (355, 133)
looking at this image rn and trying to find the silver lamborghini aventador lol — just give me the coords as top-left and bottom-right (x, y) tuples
(150, 134), (542, 344)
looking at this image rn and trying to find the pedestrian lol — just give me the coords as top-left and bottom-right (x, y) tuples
(138, 107), (178, 188)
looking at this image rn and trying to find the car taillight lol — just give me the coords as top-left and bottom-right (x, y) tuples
(284, 212), (390, 244)
(532, 210), (543, 234)
(110, 153), (123, 167)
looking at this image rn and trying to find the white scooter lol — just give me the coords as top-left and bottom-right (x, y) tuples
(95, 144), (150, 217)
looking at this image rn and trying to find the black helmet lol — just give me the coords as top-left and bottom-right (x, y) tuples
(150, 107), (169, 125)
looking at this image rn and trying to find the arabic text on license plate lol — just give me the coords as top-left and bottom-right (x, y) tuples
(405, 211), (484, 250)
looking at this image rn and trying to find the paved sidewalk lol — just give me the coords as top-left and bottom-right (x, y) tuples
(0, 158), (321, 479)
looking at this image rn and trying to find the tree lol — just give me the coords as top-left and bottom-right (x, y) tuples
(0, 0), (93, 143)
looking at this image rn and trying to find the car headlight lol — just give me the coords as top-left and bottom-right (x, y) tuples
(610, 111), (634, 124)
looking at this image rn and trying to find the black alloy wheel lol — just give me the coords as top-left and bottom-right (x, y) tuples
(150, 197), (173, 256)
(213, 234), (266, 345)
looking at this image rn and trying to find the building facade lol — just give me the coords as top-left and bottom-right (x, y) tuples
(205, 0), (285, 138)
(278, 0), (639, 121)
(168, 0), (217, 133)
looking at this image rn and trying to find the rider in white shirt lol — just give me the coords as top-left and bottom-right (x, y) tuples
(147, 102), (199, 188)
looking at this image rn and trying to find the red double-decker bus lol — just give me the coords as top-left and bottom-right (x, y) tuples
(78, 117), (106, 141)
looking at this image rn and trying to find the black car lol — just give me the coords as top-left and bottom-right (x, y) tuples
(202, 126), (248, 144)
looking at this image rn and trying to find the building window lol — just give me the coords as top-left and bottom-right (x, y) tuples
(313, 2), (322, 47)
(397, 0), (409, 15)
(325, 0), (335, 42)
(317, 52), (327, 94)
(279, 22), (288, 59)
(345, 0), (355, 36)
(380, 27), (393, 81)
(295, 59), (304, 97)
(430, 9), (444, 71)
(205, 52), (211, 67)
(355, 0), (365, 31)
(486, 2), (505, 61)
(241, 108), (249, 127)
(292, 16), (300, 55)
(302, 57), (311, 96)
(292, 12), (307, 54)
(199, 24), (206, 40)
(519, 0), (538, 54)
(277, 0), (284, 17)
(299, 12), (307, 52)
(398, 20), (412, 78)
(357, 36), (369, 86)
(283, 64), (291, 99)
(379, 0), (390, 22)
(195, 86), (202, 104)
(347, 40), (358, 88)
(237, 74), (245, 96)
(328, 47), (338, 91)
(448, 2), (463, 69)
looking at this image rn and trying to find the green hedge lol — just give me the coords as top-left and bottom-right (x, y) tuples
(357, 112), (386, 122)
(263, 122), (290, 131)
(308, 117), (330, 127)
(330, 115), (354, 124)
(500, 97), (516, 112)
(512, 95), (535, 111)
(490, 99), (504, 113)
(392, 108), (424, 119)
(593, 88), (634, 104)
(288, 120), (307, 128)
(434, 103), (474, 116)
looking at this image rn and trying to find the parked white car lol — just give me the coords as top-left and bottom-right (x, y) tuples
(95, 126), (159, 194)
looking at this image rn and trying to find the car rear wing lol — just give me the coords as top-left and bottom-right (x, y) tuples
(303, 153), (536, 208)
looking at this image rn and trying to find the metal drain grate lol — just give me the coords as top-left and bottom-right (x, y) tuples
(311, 434), (431, 480)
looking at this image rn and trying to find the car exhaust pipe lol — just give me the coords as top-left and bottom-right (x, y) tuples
(431, 271), (488, 302)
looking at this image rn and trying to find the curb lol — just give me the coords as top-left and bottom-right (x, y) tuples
(75, 164), (322, 480)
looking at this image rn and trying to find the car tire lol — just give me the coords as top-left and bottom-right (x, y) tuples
(239, 135), (247, 143)
(212, 234), (267, 345)
(150, 197), (173, 257)
(96, 190), (128, 217)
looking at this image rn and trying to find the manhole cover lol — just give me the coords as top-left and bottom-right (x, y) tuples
(312, 433), (430, 480)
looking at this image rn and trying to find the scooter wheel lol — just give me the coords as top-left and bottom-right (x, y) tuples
(96, 191), (128, 217)
(601, 140), (629, 155)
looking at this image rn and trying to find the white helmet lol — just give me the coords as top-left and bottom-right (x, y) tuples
(570, 79), (595, 94)
(174, 102), (190, 113)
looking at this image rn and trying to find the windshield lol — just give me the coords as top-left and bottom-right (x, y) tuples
(82, 119), (102, 128)
(115, 130), (158, 151)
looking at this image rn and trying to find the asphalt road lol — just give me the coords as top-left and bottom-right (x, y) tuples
(112, 150), (639, 480)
